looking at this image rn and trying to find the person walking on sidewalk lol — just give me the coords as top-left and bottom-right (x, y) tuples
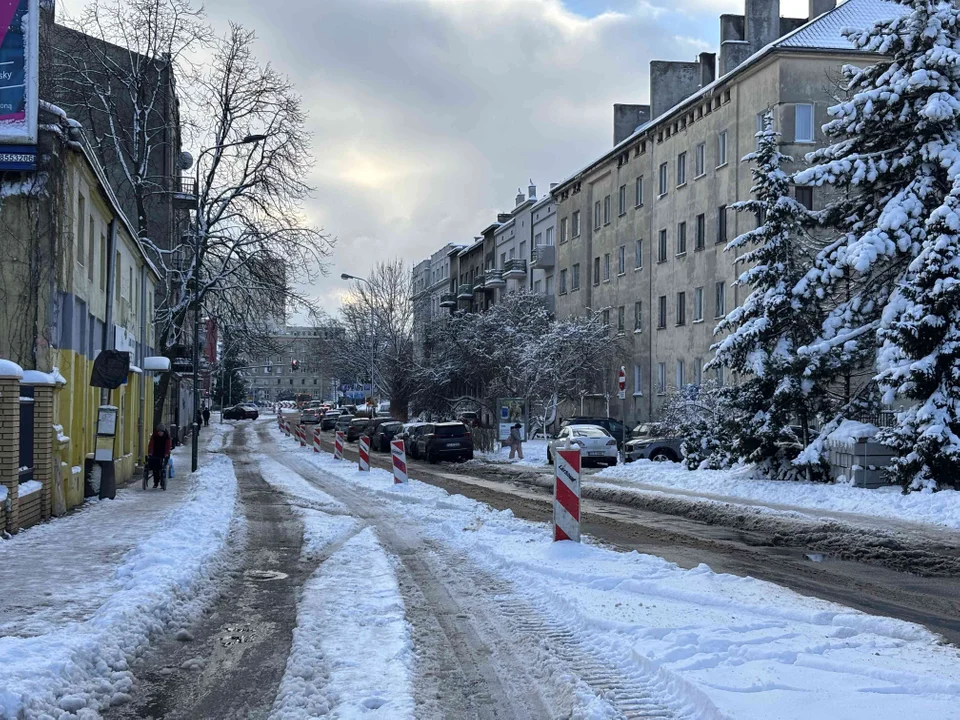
(202, 406), (211, 426)
(508, 423), (524, 460)
(147, 425), (172, 489)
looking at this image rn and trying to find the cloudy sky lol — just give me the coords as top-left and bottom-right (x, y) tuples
(59, 0), (810, 317)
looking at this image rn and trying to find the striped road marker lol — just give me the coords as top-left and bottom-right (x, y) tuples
(334, 431), (345, 460)
(358, 436), (371, 472)
(298, 425), (306, 447)
(553, 447), (582, 542)
(313, 427), (321, 452)
(391, 439), (407, 484)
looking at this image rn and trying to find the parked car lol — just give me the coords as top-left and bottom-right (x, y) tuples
(402, 422), (428, 459)
(223, 404), (259, 420)
(300, 408), (321, 425)
(320, 410), (343, 431)
(561, 416), (628, 448)
(346, 417), (369, 442)
(370, 421), (405, 452)
(624, 424), (682, 462)
(457, 410), (480, 427)
(417, 422), (474, 463)
(334, 414), (355, 434)
(547, 424), (618, 467)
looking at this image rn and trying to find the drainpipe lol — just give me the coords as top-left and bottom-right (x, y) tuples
(138, 263), (147, 461)
(101, 219), (118, 405)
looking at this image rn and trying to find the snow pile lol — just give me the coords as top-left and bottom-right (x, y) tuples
(0, 360), (23, 379)
(17, 480), (42, 498)
(475, 438), (550, 467)
(595, 460), (960, 530)
(256, 454), (347, 514)
(827, 420), (880, 444)
(0, 453), (239, 719)
(276, 426), (960, 720)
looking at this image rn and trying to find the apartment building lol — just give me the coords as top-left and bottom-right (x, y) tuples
(412, 243), (462, 352)
(244, 324), (344, 403)
(552, 0), (893, 425)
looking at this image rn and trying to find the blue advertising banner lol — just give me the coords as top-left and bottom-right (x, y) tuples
(0, 0), (35, 145)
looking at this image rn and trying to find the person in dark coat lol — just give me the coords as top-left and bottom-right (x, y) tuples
(147, 424), (172, 489)
(508, 423), (524, 460)
(202, 407), (211, 426)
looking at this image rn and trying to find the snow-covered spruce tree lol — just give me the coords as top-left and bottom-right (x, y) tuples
(794, 0), (960, 490)
(708, 113), (826, 480)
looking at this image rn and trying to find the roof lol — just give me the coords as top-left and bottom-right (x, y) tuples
(777, 0), (906, 49)
(551, 0), (904, 194)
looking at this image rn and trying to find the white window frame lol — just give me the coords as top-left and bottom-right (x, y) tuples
(717, 130), (728, 167)
(633, 363), (642, 396)
(695, 142), (705, 177)
(693, 286), (704, 322)
(676, 152), (686, 186)
(676, 359), (684, 388)
(659, 162), (668, 196)
(795, 103), (815, 143)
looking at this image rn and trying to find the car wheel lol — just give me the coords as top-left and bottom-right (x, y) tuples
(651, 448), (676, 462)
(465, 452), (474, 461)
(428, 451), (437, 464)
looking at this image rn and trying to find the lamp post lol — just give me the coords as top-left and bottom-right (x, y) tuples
(190, 134), (267, 473)
(341, 272), (376, 415)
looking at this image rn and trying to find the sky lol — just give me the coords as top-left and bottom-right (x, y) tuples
(57, 0), (811, 319)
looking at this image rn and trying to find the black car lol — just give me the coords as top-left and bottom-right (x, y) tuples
(320, 411), (343, 431)
(561, 416), (627, 448)
(346, 417), (370, 442)
(402, 422), (428, 459)
(369, 420), (404, 452)
(223, 404), (258, 420)
(417, 422), (474, 463)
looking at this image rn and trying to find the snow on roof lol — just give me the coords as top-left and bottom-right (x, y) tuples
(0, 359), (23, 379)
(777, 0), (907, 49)
(21, 370), (58, 386)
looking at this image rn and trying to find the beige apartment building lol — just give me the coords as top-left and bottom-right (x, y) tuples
(552, 0), (897, 425)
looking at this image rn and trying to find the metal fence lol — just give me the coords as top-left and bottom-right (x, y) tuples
(18, 388), (34, 483)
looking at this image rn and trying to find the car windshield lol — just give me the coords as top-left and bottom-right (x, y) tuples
(572, 427), (609, 438)
(351, 419), (368, 426)
(435, 424), (466, 438)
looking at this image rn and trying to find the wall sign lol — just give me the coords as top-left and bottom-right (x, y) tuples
(0, 0), (37, 146)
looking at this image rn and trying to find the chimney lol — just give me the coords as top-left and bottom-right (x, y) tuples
(613, 104), (651, 146)
(515, 189), (524, 207)
(746, 0), (781, 48)
(528, 179), (536, 200)
(808, 0), (836, 19)
(649, 61), (701, 119)
(699, 52), (716, 87)
(549, 182), (558, 190)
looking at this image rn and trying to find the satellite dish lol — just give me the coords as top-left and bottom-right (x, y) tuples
(178, 151), (194, 171)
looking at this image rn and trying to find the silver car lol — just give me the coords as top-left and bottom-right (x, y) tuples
(624, 424), (682, 462)
(547, 425), (618, 467)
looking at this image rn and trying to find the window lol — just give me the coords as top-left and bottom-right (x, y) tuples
(603, 253), (611, 281)
(676, 291), (686, 325)
(716, 365), (725, 386)
(534, 279), (542, 294)
(634, 301), (642, 331)
(572, 210), (581, 237)
(560, 217), (568, 244)
(603, 195), (611, 225)
(546, 275), (554, 295)
(658, 295), (667, 328)
(715, 281), (726, 318)
(694, 286), (704, 321)
(796, 186), (814, 210)
(76, 195), (86, 267)
(695, 142), (705, 177)
(559, 268), (568, 294)
(677, 152), (686, 186)
(658, 229), (668, 262)
(795, 104), (814, 142)
(633, 363), (642, 395)
(593, 256), (601, 285)
(676, 359), (685, 388)
(617, 245), (625, 275)
(534, 232), (542, 246)
(87, 218), (95, 280)
(572, 263), (581, 290)
(618, 184), (627, 216)
(595, 201), (602, 229)
(545, 226), (554, 245)
(635, 176), (643, 207)
(602, 308), (610, 326)
(717, 130), (728, 166)
(500, 252), (506, 268)
(658, 162), (668, 195)
(657, 363), (666, 394)
(694, 357), (703, 386)
(717, 205), (727, 243)
(617, 306), (625, 333)
(695, 214), (705, 250)
(676, 222), (687, 255)
(755, 111), (766, 148)
(519, 241), (526, 259)
(634, 239), (643, 269)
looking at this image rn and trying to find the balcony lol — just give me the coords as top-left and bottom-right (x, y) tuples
(531, 245), (555, 269)
(473, 275), (486, 292)
(439, 292), (457, 307)
(172, 178), (198, 210)
(502, 258), (527, 279)
(457, 283), (473, 299)
(484, 269), (506, 287)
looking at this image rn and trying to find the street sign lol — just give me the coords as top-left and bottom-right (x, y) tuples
(617, 389), (626, 400)
(617, 366), (626, 391)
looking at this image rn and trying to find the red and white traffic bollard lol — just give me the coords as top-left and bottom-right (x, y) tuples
(358, 436), (370, 472)
(298, 425), (306, 447)
(334, 431), (345, 460)
(553, 446), (582, 542)
(391, 439), (407, 484)
(313, 427), (321, 452)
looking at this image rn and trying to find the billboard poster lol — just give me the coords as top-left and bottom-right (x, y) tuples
(498, 397), (526, 442)
(0, 0), (36, 145)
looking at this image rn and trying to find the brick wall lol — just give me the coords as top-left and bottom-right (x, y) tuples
(0, 376), (20, 533)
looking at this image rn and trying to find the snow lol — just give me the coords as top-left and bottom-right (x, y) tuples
(475, 438), (550, 467)
(271, 427), (960, 720)
(17, 480), (41, 499)
(0, 439), (239, 718)
(595, 460), (960, 530)
(21, 370), (58, 386)
(142, 356), (170, 372)
(0, 360), (23, 379)
(50, 367), (67, 386)
(255, 454), (347, 514)
(0, 486), (6, 502)
(828, 420), (880, 444)
(53, 424), (69, 444)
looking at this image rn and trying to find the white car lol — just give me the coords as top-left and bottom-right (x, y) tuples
(547, 424), (618, 467)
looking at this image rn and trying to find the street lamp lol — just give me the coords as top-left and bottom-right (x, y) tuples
(341, 272), (376, 414)
(190, 133), (267, 472)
